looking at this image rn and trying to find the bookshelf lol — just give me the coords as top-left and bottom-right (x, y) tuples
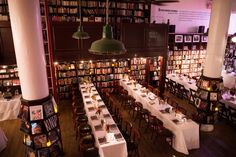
(55, 57), (164, 99)
(224, 38), (236, 72)
(55, 62), (77, 99)
(130, 57), (146, 81)
(167, 33), (207, 77)
(148, 56), (163, 87)
(0, 65), (21, 96)
(0, 0), (9, 21)
(48, 0), (150, 23)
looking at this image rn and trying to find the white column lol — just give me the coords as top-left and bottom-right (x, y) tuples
(8, 0), (49, 100)
(203, 0), (232, 78)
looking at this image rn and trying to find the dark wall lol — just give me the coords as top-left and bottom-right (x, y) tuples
(0, 21), (16, 64)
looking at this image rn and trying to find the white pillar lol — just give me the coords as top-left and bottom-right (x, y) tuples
(203, 0), (232, 78)
(8, 0), (49, 100)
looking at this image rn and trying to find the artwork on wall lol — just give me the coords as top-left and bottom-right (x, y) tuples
(175, 35), (183, 43)
(193, 35), (200, 42)
(184, 35), (192, 43)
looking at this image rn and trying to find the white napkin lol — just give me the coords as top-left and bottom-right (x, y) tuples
(106, 133), (116, 142)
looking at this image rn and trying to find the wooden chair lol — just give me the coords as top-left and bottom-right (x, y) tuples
(218, 101), (229, 120)
(147, 85), (154, 92)
(189, 89), (197, 106)
(177, 106), (187, 115)
(169, 80), (177, 95)
(165, 78), (170, 91)
(154, 119), (174, 146)
(134, 102), (150, 127)
(121, 119), (133, 142)
(228, 106), (236, 124)
(145, 114), (159, 138)
(127, 128), (141, 157)
(177, 84), (189, 99)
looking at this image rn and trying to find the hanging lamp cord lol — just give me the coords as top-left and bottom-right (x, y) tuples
(106, 0), (109, 25)
(79, 0), (82, 27)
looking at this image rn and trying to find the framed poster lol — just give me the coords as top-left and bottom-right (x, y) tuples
(31, 122), (42, 135)
(201, 35), (208, 42)
(193, 35), (200, 42)
(30, 105), (44, 121)
(33, 134), (47, 149)
(43, 100), (54, 118)
(201, 80), (209, 89)
(210, 92), (218, 101)
(184, 35), (192, 43)
(175, 35), (183, 43)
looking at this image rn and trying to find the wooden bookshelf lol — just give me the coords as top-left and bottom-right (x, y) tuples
(0, 65), (21, 96)
(167, 33), (207, 77)
(48, 0), (150, 23)
(224, 37), (236, 72)
(55, 57), (164, 99)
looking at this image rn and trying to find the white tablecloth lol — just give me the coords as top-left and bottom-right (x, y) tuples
(166, 74), (197, 91)
(220, 93), (236, 109)
(120, 79), (199, 155)
(79, 83), (128, 157)
(0, 95), (21, 121)
(222, 70), (236, 89)
(0, 128), (7, 152)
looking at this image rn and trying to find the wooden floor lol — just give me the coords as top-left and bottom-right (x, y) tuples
(0, 91), (236, 157)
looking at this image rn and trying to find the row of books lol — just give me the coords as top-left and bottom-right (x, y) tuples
(0, 79), (20, 86)
(57, 71), (76, 78)
(130, 65), (146, 70)
(56, 63), (75, 71)
(96, 68), (113, 74)
(57, 78), (77, 85)
(77, 69), (95, 75)
(77, 63), (95, 69)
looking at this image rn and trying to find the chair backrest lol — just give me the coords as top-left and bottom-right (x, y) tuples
(135, 102), (143, 112)
(177, 106), (187, 115)
(123, 119), (133, 136)
(131, 128), (141, 145)
(83, 146), (99, 157)
(147, 85), (154, 92)
(190, 89), (196, 101)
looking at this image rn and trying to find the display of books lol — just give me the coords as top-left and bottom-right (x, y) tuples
(20, 96), (63, 156)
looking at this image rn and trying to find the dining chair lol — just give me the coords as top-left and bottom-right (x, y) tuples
(127, 128), (141, 157)
(177, 106), (187, 115)
(218, 101), (229, 120)
(228, 106), (236, 124)
(83, 146), (99, 157)
(154, 118), (174, 146)
(189, 89), (197, 106)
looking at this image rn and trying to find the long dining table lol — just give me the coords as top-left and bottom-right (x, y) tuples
(166, 74), (198, 91)
(79, 83), (128, 157)
(120, 79), (200, 155)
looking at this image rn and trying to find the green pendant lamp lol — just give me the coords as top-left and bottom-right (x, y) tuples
(89, 0), (126, 55)
(72, 0), (90, 39)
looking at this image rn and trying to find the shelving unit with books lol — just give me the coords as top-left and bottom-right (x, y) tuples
(148, 56), (163, 87)
(224, 38), (236, 72)
(0, 0), (9, 21)
(47, 0), (150, 23)
(167, 33), (207, 78)
(55, 62), (77, 99)
(0, 65), (21, 96)
(130, 57), (147, 81)
(76, 60), (96, 83)
(18, 95), (63, 157)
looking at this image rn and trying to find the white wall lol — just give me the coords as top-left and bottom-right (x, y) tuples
(151, 0), (236, 34)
